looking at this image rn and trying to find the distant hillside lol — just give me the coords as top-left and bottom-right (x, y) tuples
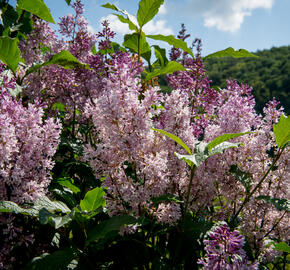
(204, 46), (290, 114)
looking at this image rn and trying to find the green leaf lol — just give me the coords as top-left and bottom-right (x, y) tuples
(101, 3), (137, 30)
(101, 3), (121, 11)
(17, 11), (33, 36)
(175, 142), (208, 167)
(123, 32), (151, 55)
(59, 137), (84, 155)
(0, 3), (18, 29)
(151, 194), (183, 205)
(34, 196), (71, 214)
(256, 195), (290, 212)
(229, 165), (253, 194)
(209, 141), (243, 157)
(204, 47), (258, 60)
(147, 34), (193, 57)
(51, 102), (65, 112)
(175, 141), (242, 167)
(39, 208), (72, 229)
(57, 178), (80, 194)
(86, 215), (137, 244)
(24, 248), (75, 270)
(17, 0), (55, 24)
(42, 50), (89, 69)
(26, 50), (89, 76)
(273, 114), (290, 149)
(80, 187), (106, 213)
(151, 128), (192, 155)
(112, 13), (137, 31)
(153, 45), (168, 67)
(91, 44), (97, 55)
(273, 242), (290, 253)
(146, 61), (186, 80)
(137, 0), (164, 28)
(65, 0), (71, 5)
(207, 132), (252, 151)
(141, 50), (151, 65)
(0, 201), (38, 216)
(0, 37), (24, 72)
(52, 188), (77, 208)
(110, 41), (126, 52)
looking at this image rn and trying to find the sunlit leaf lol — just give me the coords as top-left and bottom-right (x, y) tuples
(57, 178), (80, 194)
(91, 44), (97, 55)
(207, 132), (252, 151)
(101, 3), (137, 29)
(147, 34), (193, 57)
(26, 50), (89, 76)
(123, 32), (151, 55)
(151, 128), (192, 155)
(0, 201), (37, 216)
(145, 61), (186, 81)
(273, 114), (290, 149)
(112, 13), (137, 31)
(204, 47), (258, 60)
(0, 37), (24, 72)
(17, 0), (55, 23)
(273, 242), (290, 253)
(34, 196), (71, 214)
(175, 141), (242, 168)
(137, 0), (164, 28)
(80, 187), (106, 213)
(209, 141), (242, 157)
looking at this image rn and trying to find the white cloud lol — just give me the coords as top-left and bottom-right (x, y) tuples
(143, 19), (173, 35)
(159, 4), (167, 15)
(87, 24), (96, 34)
(100, 14), (173, 36)
(184, 0), (274, 32)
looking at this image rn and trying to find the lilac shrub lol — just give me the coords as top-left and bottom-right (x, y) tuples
(84, 23), (289, 262)
(0, 0), (288, 268)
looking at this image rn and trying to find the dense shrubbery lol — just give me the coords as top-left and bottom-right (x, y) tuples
(0, 0), (289, 269)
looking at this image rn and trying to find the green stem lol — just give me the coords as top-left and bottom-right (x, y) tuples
(137, 29), (141, 63)
(232, 148), (284, 223)
(184, 165), (196, 216)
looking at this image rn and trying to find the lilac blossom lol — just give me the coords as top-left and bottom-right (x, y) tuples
(198, 224), (258, 269)
(0, 90), (61, 203)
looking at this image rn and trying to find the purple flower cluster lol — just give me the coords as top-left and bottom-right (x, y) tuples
(19, 0), (98, 115)
(198, 224), (258, 269)
(0, 91), (61, 203)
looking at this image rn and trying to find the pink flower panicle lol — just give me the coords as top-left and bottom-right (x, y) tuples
(0, 90), (61, 203)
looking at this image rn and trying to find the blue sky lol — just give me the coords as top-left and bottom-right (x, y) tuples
(37, 0), (290, 56)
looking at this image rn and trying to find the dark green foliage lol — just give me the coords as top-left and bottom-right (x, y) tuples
(204, 46), (290, 114)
